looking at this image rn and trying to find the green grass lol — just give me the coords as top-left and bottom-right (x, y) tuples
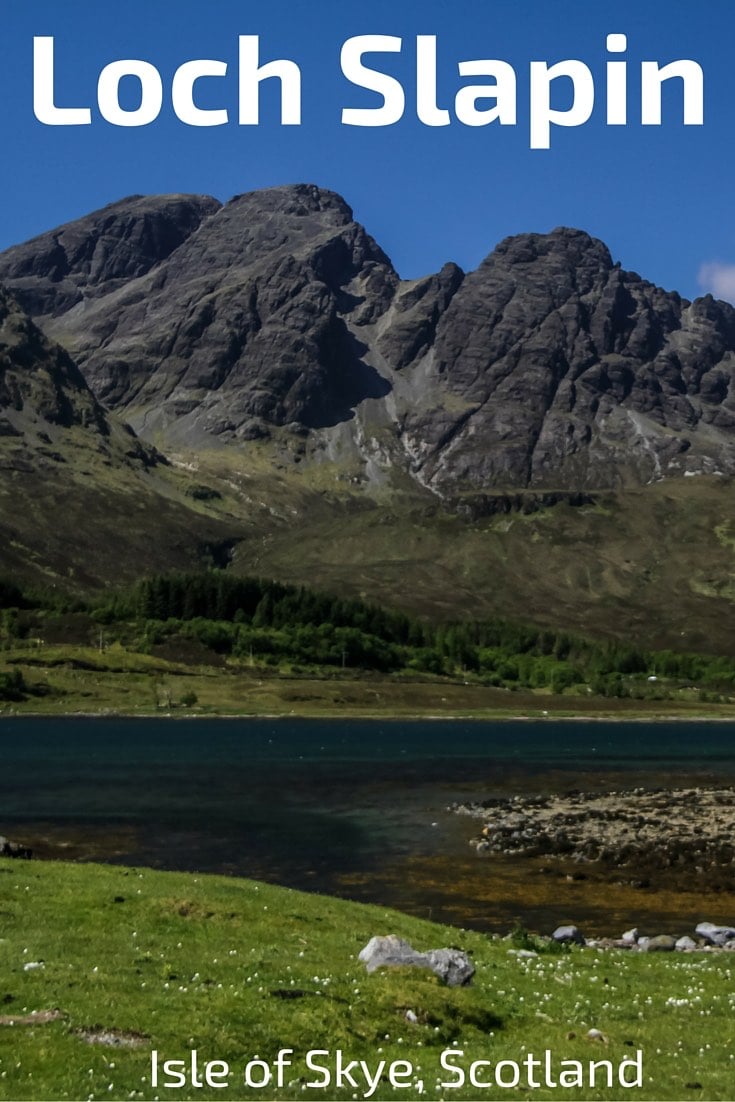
(0, 859), (733, 1100)
(3, 642), (735, 719)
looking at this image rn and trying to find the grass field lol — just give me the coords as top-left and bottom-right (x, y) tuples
(0, 858), (733, 1101)
(3, 642), (735, 720)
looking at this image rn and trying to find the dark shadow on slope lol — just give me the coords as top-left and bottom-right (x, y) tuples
(299, 320), (392, 430)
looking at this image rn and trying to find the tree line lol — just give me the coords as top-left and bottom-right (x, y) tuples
(2, 570), (735, 695)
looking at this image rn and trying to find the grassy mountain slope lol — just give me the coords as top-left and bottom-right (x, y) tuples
(183, 447), (735, 653)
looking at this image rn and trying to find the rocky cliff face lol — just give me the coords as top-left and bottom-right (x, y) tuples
(0, 194), (220, 317)
(402, 229), (735, 489)
(0, 187), (398, 442)
(0, 284), (112, 449)
(2, 184), (735, 491)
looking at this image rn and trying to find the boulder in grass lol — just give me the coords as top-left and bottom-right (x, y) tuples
(552, 925), (585, 946)
(424, 949), (475, 987)
(642, 935), (676, 952)
(358, 935), (474, 987)
(695, 922), (735, 947)
(675, 936), (697, 951)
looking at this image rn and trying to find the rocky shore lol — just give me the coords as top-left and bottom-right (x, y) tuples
(0, 835), (31, 859)
(451, 785), (735, 892)
(539, 921), (735, 953)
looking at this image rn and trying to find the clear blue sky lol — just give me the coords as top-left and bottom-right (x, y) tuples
(1, 0), (734, 300)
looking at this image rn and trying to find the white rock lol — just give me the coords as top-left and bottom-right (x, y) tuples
(675, 936), (697, 951)
(552, 925), (585, 945)
(695, 922), (735, 947)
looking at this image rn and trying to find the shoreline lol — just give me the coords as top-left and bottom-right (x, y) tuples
(5, 642), (735, 722)
(454, 784), (735, 896)
(3, 707), (735, 722)
(2, 847), (734, 953)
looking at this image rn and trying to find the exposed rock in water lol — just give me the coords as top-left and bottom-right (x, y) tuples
(453, 786), (735, 892)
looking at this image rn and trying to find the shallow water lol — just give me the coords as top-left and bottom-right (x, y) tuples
(1, 716), (734, 934)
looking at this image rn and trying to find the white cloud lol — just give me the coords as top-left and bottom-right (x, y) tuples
(698, 261), (735, 304)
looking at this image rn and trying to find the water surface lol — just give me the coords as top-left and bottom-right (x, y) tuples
(1, 717), (733, 933)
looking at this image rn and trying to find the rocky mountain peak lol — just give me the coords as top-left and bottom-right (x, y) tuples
(226, 183), (356, 222)
(2, 189), (735, 491)
(0, 193), (221, 317)
(494, 226), (614, 269)
(475, 226), (616, 309)
(157, 183), (394, 290)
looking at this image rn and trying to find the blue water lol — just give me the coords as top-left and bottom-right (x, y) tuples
(1, 717), (733, 930)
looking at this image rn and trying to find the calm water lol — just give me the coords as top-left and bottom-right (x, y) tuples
(1, 717), (734, 933)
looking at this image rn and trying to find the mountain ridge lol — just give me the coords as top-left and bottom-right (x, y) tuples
(2, 183), (734, 494)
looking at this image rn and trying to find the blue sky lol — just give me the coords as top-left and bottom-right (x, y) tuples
(1, 0), (733, 300)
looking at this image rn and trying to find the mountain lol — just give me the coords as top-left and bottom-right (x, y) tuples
(1, 184), (734, 650)
(0, 188), (396, 443)
(2, 183), (735, 493)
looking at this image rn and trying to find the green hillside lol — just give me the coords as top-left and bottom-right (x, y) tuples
(0, 858), (732, 1101)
